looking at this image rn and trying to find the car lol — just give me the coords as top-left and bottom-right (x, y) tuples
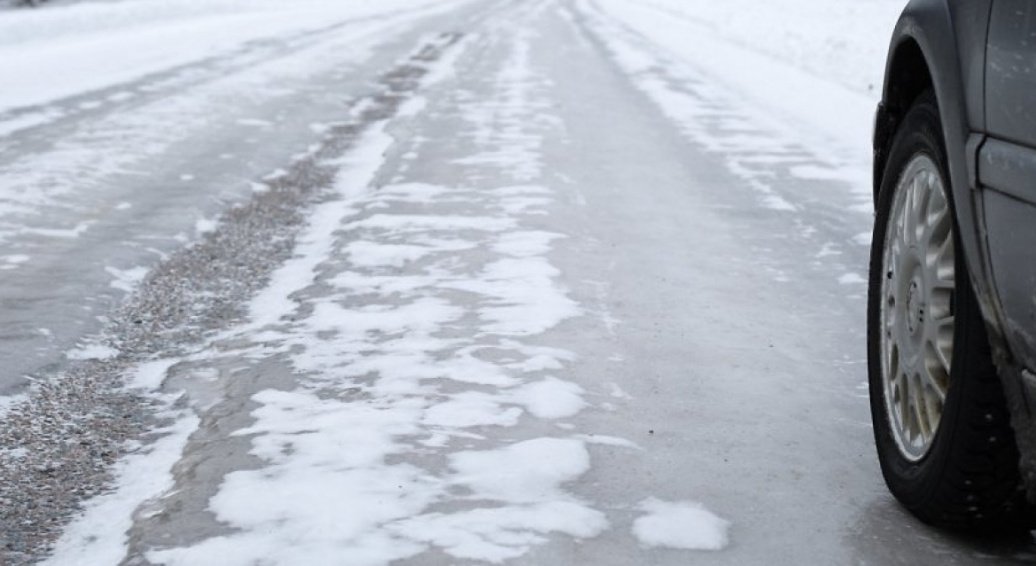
(869, 0), (1036, 529)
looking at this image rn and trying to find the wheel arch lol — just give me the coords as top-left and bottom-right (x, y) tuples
(874, 0), (994, 322)
(873, 38), (932, 203)
(874, 1), (977, 205)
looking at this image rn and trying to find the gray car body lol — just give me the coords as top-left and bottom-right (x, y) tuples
(874, 0), (1036, 493)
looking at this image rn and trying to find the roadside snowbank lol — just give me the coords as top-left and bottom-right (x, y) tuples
(591, 0), (905, 164)
(616, 0), (905, 96)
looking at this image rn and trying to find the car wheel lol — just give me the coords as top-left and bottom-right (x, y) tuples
(868, 91), (1027, 528)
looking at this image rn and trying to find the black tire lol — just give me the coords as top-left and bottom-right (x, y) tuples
(868, 91), (1027, 529)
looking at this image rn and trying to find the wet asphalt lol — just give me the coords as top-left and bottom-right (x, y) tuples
(2, 0), (1036, 564)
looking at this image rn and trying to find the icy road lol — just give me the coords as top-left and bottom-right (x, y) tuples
(1, 0), (1034, 564)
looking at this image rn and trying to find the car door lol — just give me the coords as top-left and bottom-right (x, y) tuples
(980, 0), (1036, 368)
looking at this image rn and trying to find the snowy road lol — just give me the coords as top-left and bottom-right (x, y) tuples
(2, 0), (1036, 564)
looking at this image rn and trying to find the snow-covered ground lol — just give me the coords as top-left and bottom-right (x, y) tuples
(7, 0), (1030, 565)
(0, 0), (903, 115)
(0, 0), (448, 115)
(614, 0), (905, 95)
(585, 0), (904, 190)
(0, 0), (475, 399)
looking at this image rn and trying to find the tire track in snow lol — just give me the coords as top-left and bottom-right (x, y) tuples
(6, 30), (473, 566)
(0, 3), (468, 246)
(0, 0), (495, 405)
(148, 15), (613, 565)
(142, 4), (730, 563)
(0, 0), (464, 140)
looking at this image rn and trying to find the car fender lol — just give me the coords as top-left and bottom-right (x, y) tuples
(878, 0), (1001, 332)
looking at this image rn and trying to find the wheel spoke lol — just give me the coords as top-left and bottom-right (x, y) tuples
(914, 176), (933, 245)
(904, 179), (920, 247)
(922, 209), (950, 260)
(925, 172), (948, 217)
(933, 315), (954, 373)
(911, 385), (927, 441)
(887, 343), (901, 388)
(922, 344), (949, 401)
(929, 276), (954, 291)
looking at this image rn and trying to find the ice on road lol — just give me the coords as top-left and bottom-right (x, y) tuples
(2, 0), (1035, 565)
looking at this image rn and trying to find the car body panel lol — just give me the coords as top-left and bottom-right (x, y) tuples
(982, 1), (1036, 374)
(987, 1), (1036, 150)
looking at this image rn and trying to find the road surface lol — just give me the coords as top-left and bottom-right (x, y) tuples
(1, 0), (1035, 564)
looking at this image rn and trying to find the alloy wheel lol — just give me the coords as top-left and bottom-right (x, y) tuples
(880, 153), (956, 462)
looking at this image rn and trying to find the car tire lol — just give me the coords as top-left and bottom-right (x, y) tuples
(868, 90), (1027, 529)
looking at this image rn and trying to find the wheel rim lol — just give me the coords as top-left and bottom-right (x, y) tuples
(880, 153), (956, 462)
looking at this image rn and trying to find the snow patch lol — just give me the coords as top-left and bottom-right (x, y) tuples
(105, 265), (149, 293)
(42, 412), (200, 566)
(509, 377), (586, 419)
(838, 273), (866, 285)
(194, 218), (218, 235)
(0, 254), (30, 270)
(246, 124), (395, 329)
(66, 343), (118, 361)
(632, 498), (731, 551)
(127, 359), (178, 391)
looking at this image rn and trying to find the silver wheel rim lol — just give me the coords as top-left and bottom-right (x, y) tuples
(880, 153), (956, 462)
